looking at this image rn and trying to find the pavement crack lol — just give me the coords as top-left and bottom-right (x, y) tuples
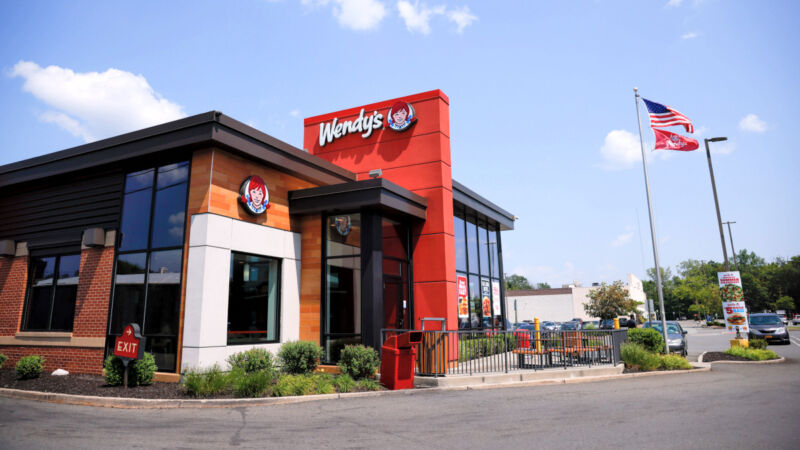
(229, 407), (247, 447)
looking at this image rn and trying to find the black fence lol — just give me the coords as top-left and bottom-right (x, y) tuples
(381, 328), (629, 377)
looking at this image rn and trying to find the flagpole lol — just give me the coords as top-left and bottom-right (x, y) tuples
(634, 87), (670, 354)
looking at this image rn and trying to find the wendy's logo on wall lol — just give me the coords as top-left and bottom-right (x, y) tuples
(387, 101), (417, 132)
(333, 215), (352, 236)
(317, 99), (419, 147)
(238, 175), (270, 216)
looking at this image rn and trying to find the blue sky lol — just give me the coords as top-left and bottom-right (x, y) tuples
(2, 0), (798, 287)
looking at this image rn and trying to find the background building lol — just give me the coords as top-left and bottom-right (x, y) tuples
(507, 273), (647, 323)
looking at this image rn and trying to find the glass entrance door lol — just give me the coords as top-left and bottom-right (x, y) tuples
(383, 275), (407, 329)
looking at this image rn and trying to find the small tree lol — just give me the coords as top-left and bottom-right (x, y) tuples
(774, 296), (795, 315)
(583, 281), (639, 320)
(505, 274), (533, 291)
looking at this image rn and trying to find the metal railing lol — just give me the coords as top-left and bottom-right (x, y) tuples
(381, 328), (628, 377)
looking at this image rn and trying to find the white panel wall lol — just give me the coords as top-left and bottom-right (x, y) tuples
(507, 293), (574, 323)
(182, 213), (302, 371)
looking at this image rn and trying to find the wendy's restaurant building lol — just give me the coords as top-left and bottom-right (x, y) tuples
(0, 90), (514, 377)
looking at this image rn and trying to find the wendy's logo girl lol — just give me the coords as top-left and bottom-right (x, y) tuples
(387, 101), (416, 132)
(238, 175), (270, 215)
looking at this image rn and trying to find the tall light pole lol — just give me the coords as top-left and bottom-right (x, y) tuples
(704, 137), (730, 270)
(723, 221), (738, 270)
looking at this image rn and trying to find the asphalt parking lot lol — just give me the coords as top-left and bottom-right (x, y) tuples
(679, 321), (800, 361)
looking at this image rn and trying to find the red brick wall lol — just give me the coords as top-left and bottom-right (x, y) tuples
(0, 255), (27, 336)
(0, 245), (114, 375)
(73, 246), (114, 338)
(0, 347), (104, 375)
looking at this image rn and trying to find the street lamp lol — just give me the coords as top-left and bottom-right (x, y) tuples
(704, 137), (730, 271)
(723, 221), (738, 270)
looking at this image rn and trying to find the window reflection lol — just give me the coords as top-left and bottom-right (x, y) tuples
(110, 160), (189, 372)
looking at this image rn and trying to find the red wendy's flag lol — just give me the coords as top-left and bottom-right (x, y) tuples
(653, 128), (699, 151)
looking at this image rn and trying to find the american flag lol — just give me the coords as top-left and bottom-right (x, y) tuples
(642, 98), (694, 133)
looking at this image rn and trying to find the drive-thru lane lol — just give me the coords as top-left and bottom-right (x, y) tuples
(1, 353), (797, 449)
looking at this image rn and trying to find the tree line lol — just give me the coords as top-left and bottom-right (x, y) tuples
(643, 250), (799, 320)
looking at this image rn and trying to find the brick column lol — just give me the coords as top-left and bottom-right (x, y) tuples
(0, 244), (28, 336)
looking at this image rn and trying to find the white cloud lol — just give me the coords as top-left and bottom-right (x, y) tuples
(397, 1), (445, 34)
(665, 0), (683, 7)
(681, 31), (698, 40)
(290, 109), (301, 118)
(331, 0), (388, 31)
(611, 232), (634, 247)
(600, 129), (641, 170)
(739, 113), (767, 133)
(710, 141), (735, 155)
(10, 61), (185, 143)
(446, 5), (477, 33)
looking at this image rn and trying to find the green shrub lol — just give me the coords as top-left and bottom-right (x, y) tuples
(182, 364), (230, 397)
(333, 374), (356, 393)
(278, 341), (323, 375)
(312, 373), (335, 395)
(0, 353), (7, 369)
(659, 354), (692, 370)
(337, 345), (380, 380)
(103, 353), (157, 387)
(230, 367), (273, 398)
(583, 324), (598, 330)
(15, 355), (44, 380)
(356, 379), (382, 391)
(273, 374), (315, 396)
(748, 339), (768, 350)
(621, 343), (661, 371)
(724, 346), (779, 361)
(627, 328), (665, 353)
(227, 348), (275, 374)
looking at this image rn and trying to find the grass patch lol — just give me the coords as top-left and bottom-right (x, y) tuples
(621, 343), (661, 371)
(724, 346), (780, 361)
(659, 354), (692, 370)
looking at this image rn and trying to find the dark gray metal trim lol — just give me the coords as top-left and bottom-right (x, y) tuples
(289, 178), (427, 220)
(452, 179), (515, 231)
(0, 111), (357, 189)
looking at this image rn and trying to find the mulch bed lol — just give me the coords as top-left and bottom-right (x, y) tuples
(702, 351), (764, 362)
(0, 369), (188, 399)
(0, 369), (383, 399)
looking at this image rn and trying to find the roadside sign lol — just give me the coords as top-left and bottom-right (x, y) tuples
(114, 324), (145, 359)
(718, 271), (749, 334)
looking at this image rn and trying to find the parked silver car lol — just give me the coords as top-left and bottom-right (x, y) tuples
(748, 313), (790, 344)
(643, 321), (687, 356)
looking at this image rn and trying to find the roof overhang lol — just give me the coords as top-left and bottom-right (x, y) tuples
(452, 179), (515, 231)
(0, 112), (356, 189)
(289, 178), (427, 220)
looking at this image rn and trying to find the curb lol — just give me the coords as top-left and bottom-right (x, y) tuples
(0, 365), (711, 409)
(697, 351), (786, 365)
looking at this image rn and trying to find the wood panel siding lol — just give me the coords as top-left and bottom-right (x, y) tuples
(187, 148), (318, 233)
(299, 214), (322, 343)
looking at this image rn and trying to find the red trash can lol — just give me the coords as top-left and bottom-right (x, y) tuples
(380, 331), (423, 390)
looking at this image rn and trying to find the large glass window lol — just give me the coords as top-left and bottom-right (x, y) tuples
(109, 160), (189, 372)
(228, 252), (280, 345)
(22, 254), (80, 331)
(454, 215), (467, 272)
(454, 208), (505, 329)
(323, 213), (362, 362)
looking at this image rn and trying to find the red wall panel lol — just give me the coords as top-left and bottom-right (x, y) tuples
(304, 90), (457, 330)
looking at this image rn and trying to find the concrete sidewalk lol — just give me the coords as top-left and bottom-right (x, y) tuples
(414, 364), (624, 388)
